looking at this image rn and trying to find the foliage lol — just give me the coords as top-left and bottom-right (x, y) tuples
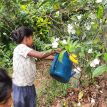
(1, 0), (107, 106)
(0, 0), (51, 68)
(0, 0), (107, 82)
(43, 0), (107, 83)
(92, 64), (107, 77)
(37, 79), (71, 106)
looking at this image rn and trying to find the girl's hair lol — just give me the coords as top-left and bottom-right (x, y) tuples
(0, 68), (12, 102)
(12, 26), (33, 44)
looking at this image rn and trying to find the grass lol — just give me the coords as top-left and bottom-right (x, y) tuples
(37, 79), (72, 106)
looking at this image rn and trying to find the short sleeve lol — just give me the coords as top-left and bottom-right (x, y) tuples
(16, 44), (33, 58)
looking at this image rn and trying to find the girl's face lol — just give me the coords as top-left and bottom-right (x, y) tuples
(26, 36), (33, 47)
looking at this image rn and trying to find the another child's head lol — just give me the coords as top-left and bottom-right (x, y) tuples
(12, 26), (33, 47)
(0, 68), (12, 104)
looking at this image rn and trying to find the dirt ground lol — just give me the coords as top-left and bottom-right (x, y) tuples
(1, 60), (106, 107)
(35, 60), (107, 107)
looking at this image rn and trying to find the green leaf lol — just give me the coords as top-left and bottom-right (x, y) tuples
(50, 37), (55, 43)
(103, 53), (107, 62)
(97, 5), (104, 19)
(67, 43), (72, 52)
(44, 44), (52, 50)
(96, 52), (102, 57)
(76, 28), (81, 36)
(53, 3), (60, 10)
(20, 5), (27, 10)
(92, 64), (107, 78)
(65, 45), (69, 52)
(92, 23), (99, 30)
(67, 37), (71, 44)
(58, 50), (66, 62)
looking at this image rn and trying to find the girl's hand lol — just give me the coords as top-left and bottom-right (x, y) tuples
(54, 48), (62, 53)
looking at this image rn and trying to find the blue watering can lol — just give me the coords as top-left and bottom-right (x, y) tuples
(50, 52), (76, 83)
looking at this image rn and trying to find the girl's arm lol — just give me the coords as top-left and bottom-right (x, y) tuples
(28, 50), (57, 59)
(44, 55), (54, 60)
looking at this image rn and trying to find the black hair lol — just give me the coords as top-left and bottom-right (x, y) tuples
(0, 68), (12, 102)
(12, 26), (33, 44)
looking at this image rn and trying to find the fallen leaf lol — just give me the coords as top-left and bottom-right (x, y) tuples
(78, 91), (84, 100)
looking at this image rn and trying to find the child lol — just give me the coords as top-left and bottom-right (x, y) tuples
(0, 68), (12, 107)
(12, 26), (60, 107)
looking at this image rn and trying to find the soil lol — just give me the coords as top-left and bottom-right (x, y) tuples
(36, 60), (107, 107)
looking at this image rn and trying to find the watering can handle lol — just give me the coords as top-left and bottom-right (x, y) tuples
(52, 54), (59, 70)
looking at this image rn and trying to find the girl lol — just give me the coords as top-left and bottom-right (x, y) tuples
(0, 68), (12, 107)
(12, 26), (60, 107)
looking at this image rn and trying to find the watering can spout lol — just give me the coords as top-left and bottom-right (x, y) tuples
(70, 71), (76, 77)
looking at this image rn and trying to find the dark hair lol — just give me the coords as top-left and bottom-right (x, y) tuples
(12, 26), (33, 44)
(0, 68), (12, 102)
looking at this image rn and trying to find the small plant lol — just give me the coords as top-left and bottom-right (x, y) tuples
(37, 79), (72, 106)
(45, 37), (80, 64)
(45, 37), (107, 87)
